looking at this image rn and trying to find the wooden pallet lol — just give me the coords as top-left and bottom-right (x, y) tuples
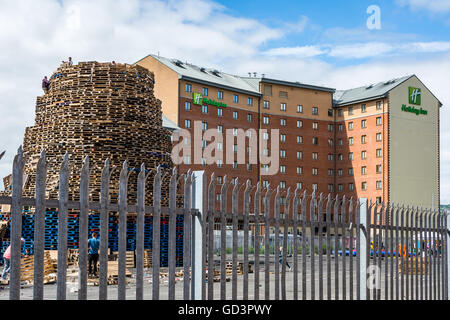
(20, 251), (56, 283)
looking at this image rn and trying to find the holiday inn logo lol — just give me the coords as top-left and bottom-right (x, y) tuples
(409, 87), (421, 105)
(192, 92), (228, 108)
(192, 92), (203, 105)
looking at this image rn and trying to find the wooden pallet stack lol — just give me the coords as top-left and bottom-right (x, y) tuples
(144, 249), (152, 268)
(20, 251), (56, 284)
(16, 61), (176, 207)
(398, 257), (428, 275)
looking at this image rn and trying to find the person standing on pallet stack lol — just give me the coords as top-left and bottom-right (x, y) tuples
(42, 76), (50, 93)
(1, 238), (25, 280)
(88, 232), (100, 277)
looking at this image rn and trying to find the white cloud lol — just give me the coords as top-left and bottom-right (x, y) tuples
(396, 0), (450, 13)
(263, 45), (327, 58)
(328, 42), (394, 59)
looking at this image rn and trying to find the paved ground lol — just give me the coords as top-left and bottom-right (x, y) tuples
(0, 254), (443, 300)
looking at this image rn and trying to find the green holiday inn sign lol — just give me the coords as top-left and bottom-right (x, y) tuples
(402, 87), (427, 116)
(192, 92), (227, 108)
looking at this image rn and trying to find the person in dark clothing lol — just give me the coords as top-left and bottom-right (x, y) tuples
(88, 232), (100, 276)
(279, 246), (291, 270)
(42, 76), (50, 92)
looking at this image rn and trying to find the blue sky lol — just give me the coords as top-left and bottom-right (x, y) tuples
(0, 0), (449, 203)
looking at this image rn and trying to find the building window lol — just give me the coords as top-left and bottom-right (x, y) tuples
(218, 91), (223, 99)
(328, 169), (333, 176)
(217, 108), (223, 117)
(232, 128), (238, 136)
(376, 164), (382, 174)
(312, 107), (319, 115)
(247, 163), (252, 171)
(217, 125), (223, 133)
(297, 136), (303, 144)
(185, 83), (192, 92)
(217, 159), (223, 168)
(233, 94), (239, 103)
(297, 105), (303, 113)
(362, 182), (367, 191)
(280, 103), (287, 111)
(328, 154), (333, 161)
(263, 101), (270, 109)
(348, 122), (354, 130)
(233, 144), (238, 153)
(376, 149), (382, 158)
(280, 119), (287, 126)
(185, 102), (191, 111)
(217, 176), (223, 184)
(280, 165), (286, 173)
(348, 168), (354, 176)
(361, 119), (367, 128)
(297, 120), (303, 128)
(348, 153), (353, 161)
(338, 139), (343, 146)
(297, 182), (302, 190)
(280, 181), (286, 189)
(279, 91), (288, 98)
(361, 151), (367, 160)
(361, 135), (367, 144)
(202, 105), (208, 114)
(338, 124), (343, 132)
(263, 116), (269, 125)
(348, 106), (353, 115)
(312, 122), (318, 130)
(376, 133), (382, 142)
(361, 104), (367, 113)
(217, 142), (223, 151)
(328, 139), (334, 147)
(262, 180), (269, 188)
(264, 84), (272, 96)
(202, 121), (207, 131)
(280, 150), (286, 158)
(263, 148), (269, 156)
(328, 109), (333, 117)
(313, 184), (318, 192)
(376, 117), (382, 126)
(202, 140), (207, 149)
(233, 111), (238, 119)
(338, 184), (343, 192)
(376, 181), (382, 190)
(185, 119), (191, 128)
(349, 183), (354, 191)
(232, 161), (238, 169)
(328, 184), (334, 192)
(328, 124), (334, 132)
(297, 151), (303, 160)
(312, 168), (318, 176)
(248, 97), (253, 106)
(338, 154), (343, 161)
(184, 155), (191, 164)
(263, 132), (269, 140)
(337, 169), (343, 176)
(349, 137), (354, 146)
(247, 114), (252, 122)
(202, 87), (208, 96)
(361, 166), (367, 175)
(312, 137), (319, 145)
(312, 152), (318, 160)
(280, 134), (286, 142)
(297, 167), (303, 175)
(376, 101), (382, 110)
(338, 109), (343, 117)
(216, 193), (222, 202)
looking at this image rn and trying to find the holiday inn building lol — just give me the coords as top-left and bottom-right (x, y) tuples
(135, 54), (442, 213)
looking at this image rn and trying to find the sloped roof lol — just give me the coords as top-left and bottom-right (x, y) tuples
(137, 54), (261, 96)
(333, 75), (413, 106)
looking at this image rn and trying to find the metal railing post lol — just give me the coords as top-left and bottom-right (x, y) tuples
(359, 198), (368, 300)
(191, 171), (204, 300)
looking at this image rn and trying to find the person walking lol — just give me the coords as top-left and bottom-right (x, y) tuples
(42, 76), (50, 93)
(88, 232), (100, 277)
(2, 238), (25, 280)
(279, 246), (291, 271)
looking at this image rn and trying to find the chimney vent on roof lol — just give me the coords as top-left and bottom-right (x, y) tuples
(173, 59), (184, 67)
(261, 74), (265, 78)
(253, 72), (257, 78)
(212, 69), (221, 77)
(248, 72), (252, 77)
(366, 84), (374, 89)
